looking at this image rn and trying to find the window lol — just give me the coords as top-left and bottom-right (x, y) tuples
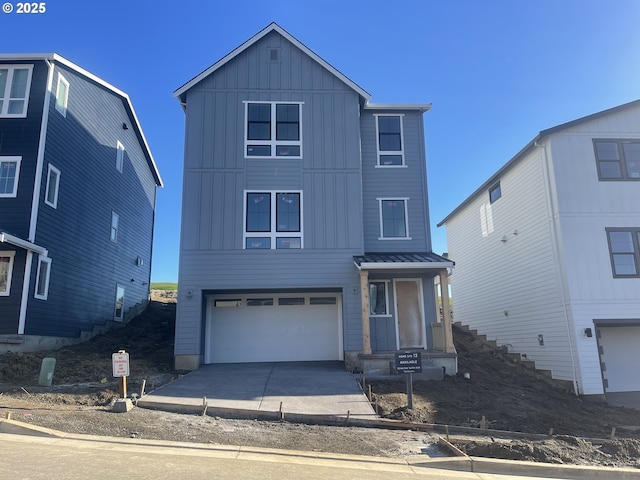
(278, 297), (305, 306)
(55, 74), (69, 117)
(110, 212), (119, 242)
(489, 182), (502, 203)
(116, 141), (124, 173)
(607, 228), (640, 277)
(0, 65), (33, 117)
(44, 164), (60, 208)
(369, 281), (389, 316)
(0, 157), (21, 197)
(114, 285), (125, 321)
(378, 198), (410, 239)
(0, 251), (15, 296)
(376, 115), (404, 166)
(244, 191), (302, 249)
(594, 139), (640, 180)
(244, 102), (302, 158)
(34, 256), (51, 300)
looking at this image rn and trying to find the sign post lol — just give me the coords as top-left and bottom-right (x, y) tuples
(395, 351), (422, 409)
(112, 350), (130, 399)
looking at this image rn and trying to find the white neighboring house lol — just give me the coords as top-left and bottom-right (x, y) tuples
(438, 100), (640, 403)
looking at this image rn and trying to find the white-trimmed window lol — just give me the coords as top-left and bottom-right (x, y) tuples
(114, 285), (125, 321)
(244, 101), (303, 158)
(244, 190), (303, 249)
(110, 212), (119, 242)
(375, 114), (405, 167)
(34, 256), (51, 300)
(0, 65), (33, 117)
(369, 281), (390, 316)
(378, 198), (411, 239)
(55, 73), (69, 117)
(0, 251), (15, 296)
(0, 156), (21, 197)
(44, 164), (60, 208)
(489, 182), (501, 203)
(116, 141), (124, 172)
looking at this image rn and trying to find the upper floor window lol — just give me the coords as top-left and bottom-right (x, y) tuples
(110, 212), (119, 243)
(378, 198), (411, 240)
(489, 182), (502, 203)
(244, 102), (302, 158)
(34, 256), (51, 300)
(116, 141), (125, 172)
(607, 228), (640, 277)
(594, 139), (640, 181)
(0, 65), (33, 118)
(244, 190), (302, 249)
(376, 115), (405, 167)
(0, 251), (15, 296)
(0, 157), (21, 198)
(55, 73), (69, 117)
(44, 164), (60, 208)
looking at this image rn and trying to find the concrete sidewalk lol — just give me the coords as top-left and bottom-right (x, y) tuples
(137, 361), (377, 419)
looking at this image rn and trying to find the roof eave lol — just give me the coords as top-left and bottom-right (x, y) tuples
(364, 103), (432, 113)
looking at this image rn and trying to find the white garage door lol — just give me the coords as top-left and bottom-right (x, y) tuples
(598, 326), (640, 393)
(205, 294), (342, 363)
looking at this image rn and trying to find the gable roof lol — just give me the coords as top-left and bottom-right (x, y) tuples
(0, 53), (163, 187)
(174, 22), (372, 104)
(437, 98), (640, 227)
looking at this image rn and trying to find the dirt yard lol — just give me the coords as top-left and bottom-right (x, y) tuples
(1, 292), (640, 468)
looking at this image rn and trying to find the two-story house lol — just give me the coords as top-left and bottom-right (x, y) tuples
(173, 24), (454, 375)
(438, 100), (640, 405)
(0, 54), (162, 352)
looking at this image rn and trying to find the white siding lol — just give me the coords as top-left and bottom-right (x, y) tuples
(447, 147), (576, 383)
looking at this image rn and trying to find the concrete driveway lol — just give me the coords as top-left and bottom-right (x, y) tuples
(137, 361), (377, 420)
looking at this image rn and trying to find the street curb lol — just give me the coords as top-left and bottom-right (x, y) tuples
(2, 417), (640, 479)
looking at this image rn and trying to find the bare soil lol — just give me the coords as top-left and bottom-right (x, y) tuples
(1, 292), (640, 468)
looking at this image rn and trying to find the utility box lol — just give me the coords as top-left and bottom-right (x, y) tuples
(38, 357), (56, 386)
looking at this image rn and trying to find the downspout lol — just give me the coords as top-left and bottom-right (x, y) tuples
(18, 58), (54, 335)
(537, 140), (579, 396)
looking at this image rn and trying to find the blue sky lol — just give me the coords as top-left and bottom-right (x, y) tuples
(2, 0), (639, 282)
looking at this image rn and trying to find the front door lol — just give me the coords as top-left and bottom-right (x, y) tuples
(394, 279), (426, 349)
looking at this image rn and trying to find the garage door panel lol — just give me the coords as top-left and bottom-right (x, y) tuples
(207, 295), (341, 363)
(599, 326), (640, 393)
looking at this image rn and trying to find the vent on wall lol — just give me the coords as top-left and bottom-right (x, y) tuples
(269, 48), (280, 62)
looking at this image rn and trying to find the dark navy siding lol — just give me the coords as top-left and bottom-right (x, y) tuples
(25, 63), (157, 337)
(0, 60), (48, 239)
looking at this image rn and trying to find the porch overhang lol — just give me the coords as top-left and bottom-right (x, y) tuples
(0, 232), (48, 256)
(353, 252), (453, 272)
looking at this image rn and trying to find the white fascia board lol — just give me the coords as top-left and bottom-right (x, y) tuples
(1, 53), (164, 188)
(354, 261), (453, 271)
(365, 103), (432, 113)
(0, 232), (48, 256)
(173, 23), (371, 102)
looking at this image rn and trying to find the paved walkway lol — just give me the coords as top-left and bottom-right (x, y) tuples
(138, 361), (377, 419)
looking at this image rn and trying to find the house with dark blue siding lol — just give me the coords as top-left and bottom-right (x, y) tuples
(173, 24), (454, 375)
(0, 54), (162, 352)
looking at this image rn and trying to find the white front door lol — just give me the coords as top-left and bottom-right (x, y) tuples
(394, 279), (426, 349)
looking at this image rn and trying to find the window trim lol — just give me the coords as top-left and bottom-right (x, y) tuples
(243, 190), (304, 249)
(377, 197), (411, 240)
(0, 64), (34, 118)
(0, 250), (16, 296)
(369, 280), (391, 317)
(0, 156), (21, 198)
(54, 73), (69, 117)
(489, 182), (502, 203)
(34, 256), (51, 300)
(594, 139), (640, 181)
(114, 285), (125, 321)
(243, 101), (303, 159)
(375, 114), (406, 168)
(110, 211), (119, 243)
(116, 140), (125, 173)
(606, 227), (640, 278)
(44, 164), (60, 208)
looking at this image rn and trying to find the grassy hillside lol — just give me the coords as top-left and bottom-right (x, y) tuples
(151, 282), (178, 290)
